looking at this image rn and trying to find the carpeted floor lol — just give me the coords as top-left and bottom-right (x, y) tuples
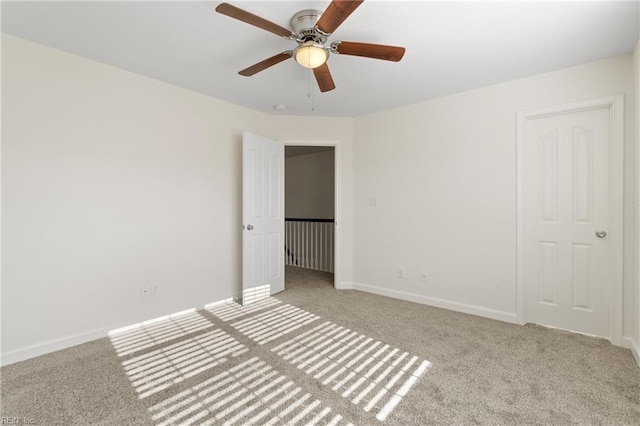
(2, 266), (639, 425)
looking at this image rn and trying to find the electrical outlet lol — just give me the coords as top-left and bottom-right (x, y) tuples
(421, 271), (429, 282)
(397, 267), (404, 278)
(369, 196), (377, 206)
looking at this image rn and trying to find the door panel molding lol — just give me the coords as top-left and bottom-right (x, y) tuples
(516, 94), (624, 346)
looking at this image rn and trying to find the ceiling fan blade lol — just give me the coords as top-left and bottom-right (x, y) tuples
(316, 0), (364, 35)
(239, 52), (292, 76)
(334, 41), (405, 62)
(216, 3), (293, 38)
(313, 63), (336, 93)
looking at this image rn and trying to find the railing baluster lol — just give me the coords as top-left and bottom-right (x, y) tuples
(324, 222), (328, 273)
(284, 218), (334, 273)
(325, 222), (329, 272)
(322, 222), (327, 272)
(296, 222), (304, 266)
(329, 222), (334, 273)
(319, 222), (324, 272)
(313, 222), (318, 271)
(303, 222), (307, 269)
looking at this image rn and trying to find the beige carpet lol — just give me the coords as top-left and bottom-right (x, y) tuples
(2, 266), (639, 425)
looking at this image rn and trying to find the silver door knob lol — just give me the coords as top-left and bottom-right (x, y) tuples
(595, 231), (607, 238)
(246, 224), (254, 230)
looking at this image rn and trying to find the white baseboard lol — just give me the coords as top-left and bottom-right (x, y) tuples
(335, 281), (354, 290)
(1, 298), (233, 367)
(1, 327), (111, 367)
(623, 336), (640, 368)
(348, 282), (518, 324)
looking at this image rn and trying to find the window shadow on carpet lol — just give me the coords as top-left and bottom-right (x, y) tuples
(108, 297), (431, 425)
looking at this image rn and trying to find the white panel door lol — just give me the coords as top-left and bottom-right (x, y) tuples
(523, 107), (610, 337)
(242, 132), (284, 305)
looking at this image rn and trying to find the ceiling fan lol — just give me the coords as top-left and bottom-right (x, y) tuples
(215, 0), (406, 93)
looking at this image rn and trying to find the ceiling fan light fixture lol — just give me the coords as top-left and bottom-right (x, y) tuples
(294, 41), (328, 69)
(216, 1), (405, 93)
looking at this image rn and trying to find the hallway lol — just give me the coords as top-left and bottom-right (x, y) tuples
(285, 265), (334, 291)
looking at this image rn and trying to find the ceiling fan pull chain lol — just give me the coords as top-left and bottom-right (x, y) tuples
(308, 69), (316, 112)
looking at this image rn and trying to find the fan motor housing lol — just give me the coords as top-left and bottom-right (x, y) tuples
(290, 9), (324, 42)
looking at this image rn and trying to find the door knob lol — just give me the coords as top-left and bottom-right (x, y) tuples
(246, 224), (254, 230)
(595, 231), (607, 238)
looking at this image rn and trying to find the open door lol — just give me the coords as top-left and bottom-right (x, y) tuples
(242, 132), (285, 305)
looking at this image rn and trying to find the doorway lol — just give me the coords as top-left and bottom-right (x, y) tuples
(241, 135), (340, 306)
(284, 141), (339, 288)
(516, 95), (624, 344)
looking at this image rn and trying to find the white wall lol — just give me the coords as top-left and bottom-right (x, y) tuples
(0, 35), (354, 364)
(353, 55), (636, 333)
(285, 150), (335, 219)
(2, 33), (636, 365)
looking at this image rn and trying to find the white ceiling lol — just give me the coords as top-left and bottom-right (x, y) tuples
(2, 1), (638, 117)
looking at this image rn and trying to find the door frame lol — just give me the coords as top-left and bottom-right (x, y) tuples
(281, 139), (340, 288)
(515, 94), (624, 345)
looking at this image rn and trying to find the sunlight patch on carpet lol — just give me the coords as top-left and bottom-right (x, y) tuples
(147, 356), (354, 426)
(109, 310), (214, 357)
(272, 321), (432, 421)
(110, 298), (430, 423)
(109, 311), (247, 400)
(230, 303), (320, 344)
(207, 297), (282, 322)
